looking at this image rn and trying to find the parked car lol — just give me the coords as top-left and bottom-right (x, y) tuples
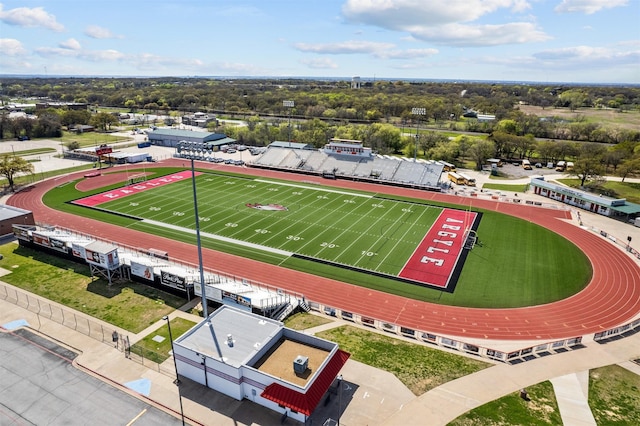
(535, 162), (542, 168)
(18, 135), (30, 141)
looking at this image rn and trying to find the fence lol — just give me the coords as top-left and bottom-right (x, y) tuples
(0, 281), (175, 378)
(0, 282), (115, 345)
(588, 224), (640, 262)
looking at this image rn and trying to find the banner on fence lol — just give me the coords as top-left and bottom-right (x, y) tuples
(222, 291), (251, 311)
(12, 225), (31, 241)
(49, 237), (68, 253)
(32, 232), (50, 248)
(131, 261), (154, 281)
(160, 270), (187, 290)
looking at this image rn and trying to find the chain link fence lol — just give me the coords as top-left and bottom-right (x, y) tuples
(0, 282), (174, 377)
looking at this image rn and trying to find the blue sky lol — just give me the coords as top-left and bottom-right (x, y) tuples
(1, 0), (638, 84)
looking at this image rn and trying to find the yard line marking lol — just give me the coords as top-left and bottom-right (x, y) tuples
(142, 219), (293, 256)
(255, 179), (372, 197)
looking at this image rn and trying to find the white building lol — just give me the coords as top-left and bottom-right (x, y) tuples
(530, 177), (640, 219)
(322, 138), (372, 158)
(173, 306), (350, 423)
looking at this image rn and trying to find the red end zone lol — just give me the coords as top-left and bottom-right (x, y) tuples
(73, 170), (201, 207)
(399, 208), (477, 288)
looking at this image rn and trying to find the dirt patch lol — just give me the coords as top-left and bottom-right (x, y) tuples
(516, 105), (640, 131)
(75, 172), (152, 192)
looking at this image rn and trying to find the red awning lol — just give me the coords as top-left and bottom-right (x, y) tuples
(261, 349), (350, 416)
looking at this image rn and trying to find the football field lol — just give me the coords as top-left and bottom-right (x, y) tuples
(75, 171), (478, 289)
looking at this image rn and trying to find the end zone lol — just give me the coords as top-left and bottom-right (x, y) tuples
(73, 170), (199, 207)
(399, 208), (479, 291)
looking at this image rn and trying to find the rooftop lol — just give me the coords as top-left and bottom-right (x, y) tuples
(252, 338), (330, 387)
(176, 306), (282, 368)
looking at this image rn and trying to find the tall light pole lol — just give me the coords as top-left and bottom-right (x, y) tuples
(411, 107), (426, 162)
(283, 100), (294, 145)
(177, 140), (209, 320)
(163, 315), (185, 425)
(337, 375), (343, 426)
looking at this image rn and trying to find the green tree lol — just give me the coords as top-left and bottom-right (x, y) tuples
(617, 157), (640, 182)
(468, 139), (496, 170)
(124, 99), (138, 112)
(90, 112), (118, 131)
(573, 143), (606, 186)
(0, 154), (35, 192)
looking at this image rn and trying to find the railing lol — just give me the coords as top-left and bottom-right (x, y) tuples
(0, 281), (175, 378)
(0, 281), (116, 345)
(311, 301), (589, 364)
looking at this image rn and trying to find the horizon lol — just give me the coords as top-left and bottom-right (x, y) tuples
(2, 74), (638, 88)
(1, 1), (638, 85)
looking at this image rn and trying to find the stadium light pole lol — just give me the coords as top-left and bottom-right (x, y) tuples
(411, 107), (426, 162)
(283, 100), (294, 146)
(163, 315), (185, 425)
(178, 140), (209, 321)
(337, 374), (343, 426)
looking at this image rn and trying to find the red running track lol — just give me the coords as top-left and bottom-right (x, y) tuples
(9, 160), (640, 341)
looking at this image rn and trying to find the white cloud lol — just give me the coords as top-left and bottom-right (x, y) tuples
(300, 58), (339, 69)
(409, 22), (550, 46)
(35, 46), (126, 62)
(0, 4), (64, 32)
(0, 38), (27, 56)
(374, 48), (439, 59)
(533, 44), (640, 68)
(341, 0), (548, 47)
(554, 0), (628, 15)
(84, 25), (122, 39)
(294, 40), (395, 54)
(59, 38), (81, 50)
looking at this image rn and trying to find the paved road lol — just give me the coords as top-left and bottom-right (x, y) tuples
(0, 329), (183, 426)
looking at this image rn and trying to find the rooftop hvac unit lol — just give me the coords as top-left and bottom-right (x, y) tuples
(293, 355), (308, 375)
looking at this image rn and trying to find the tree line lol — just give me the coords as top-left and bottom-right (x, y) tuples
(2, 77), (640, 187)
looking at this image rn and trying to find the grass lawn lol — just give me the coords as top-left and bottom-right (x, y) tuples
(481, 183), (530, 193)
(558, 178), (640, 204)
(589, 364), (640, 425)
(449, 381), (562, 425)
(11, 147), (58, 157)
(316, 325), (490, 395)
(283, 312), (333, 330)
(43, 167), (593, 309)
(129, 317), (197, 363)
(59, 130), (130, 148)
(0, 243), (186, 333)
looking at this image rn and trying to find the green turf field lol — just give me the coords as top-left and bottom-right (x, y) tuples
(46, 167), (592, 308)
(97, 174), (446, 279)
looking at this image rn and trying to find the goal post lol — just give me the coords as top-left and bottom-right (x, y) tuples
(126, 173), (147, 186)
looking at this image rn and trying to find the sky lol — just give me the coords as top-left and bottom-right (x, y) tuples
(0, 0), (639, 84)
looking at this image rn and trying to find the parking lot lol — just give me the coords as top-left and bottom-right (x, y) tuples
(0, 329), (183, 425)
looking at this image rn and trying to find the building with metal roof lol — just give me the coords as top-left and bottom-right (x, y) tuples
(530, 177), (640, 218)
(173, 305), (349, 423)
(0, 205), (34, 237)
(146, 128), (235, 148)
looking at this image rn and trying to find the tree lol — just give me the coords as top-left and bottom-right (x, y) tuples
(573, 143), (606, 186)
(0, 154), (35, 192)
(468, 138), (495, 170)
(90, 112), (118, 131)
(617, 157), (640, 182)
(124, 99), (138, 113)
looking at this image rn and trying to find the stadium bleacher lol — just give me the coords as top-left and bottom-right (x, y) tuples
(248, 146), (444, 191)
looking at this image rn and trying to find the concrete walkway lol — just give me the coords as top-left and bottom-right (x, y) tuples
(551, 372), (596, 426)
